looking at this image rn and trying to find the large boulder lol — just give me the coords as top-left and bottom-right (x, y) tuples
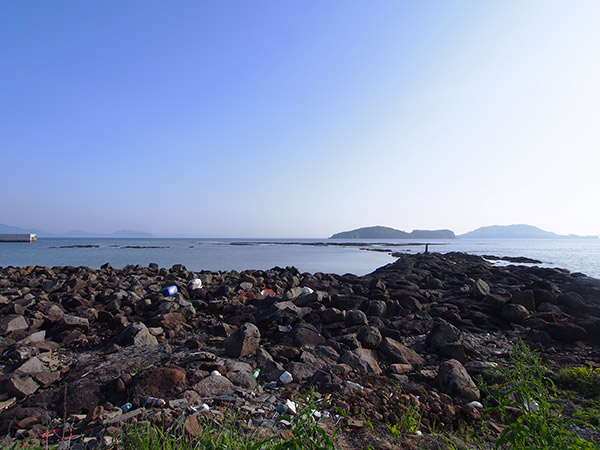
(223, 323), (261, 357)
(436, 359), (480, 402)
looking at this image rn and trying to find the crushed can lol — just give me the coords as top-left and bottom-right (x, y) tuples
(146, 397), (166, 408)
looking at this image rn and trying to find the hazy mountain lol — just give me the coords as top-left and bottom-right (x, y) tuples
(0, 223), (152, 238)
(0, 223), (53, 236)
(330, 226), (456, 239)
(459, 224), (597, 239)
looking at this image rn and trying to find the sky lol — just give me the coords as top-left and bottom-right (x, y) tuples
(2, 1), (600, 238)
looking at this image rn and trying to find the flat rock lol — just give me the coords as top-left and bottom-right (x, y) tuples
(193, 376), (234, 397)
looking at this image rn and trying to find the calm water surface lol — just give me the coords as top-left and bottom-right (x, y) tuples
(0, 238), (598, 278)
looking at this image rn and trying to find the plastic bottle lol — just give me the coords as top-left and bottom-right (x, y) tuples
(161, 285), (178, 296)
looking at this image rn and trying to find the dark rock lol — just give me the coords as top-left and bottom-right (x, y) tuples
(427, 323), (461, 349)
(379, 337), (425, 368)
(291, 324), (324, 348)
(223, 323), (260, 357)
(118, 322), (159, 346)
(345, 309), (368, 326)
(557, 292), (586, 311)
(339, 348), (381, 374)
(500, 303), (530, 323)
(544, 322), (587, 342)
(436, 359), (480, 402)
(357, 326), (382, 349)
(512, 290), (536, 312)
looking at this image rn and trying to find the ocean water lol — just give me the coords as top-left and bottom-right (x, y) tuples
(0, 238), (598, 278)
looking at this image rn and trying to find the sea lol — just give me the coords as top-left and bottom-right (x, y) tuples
(0, 238), (598, 279)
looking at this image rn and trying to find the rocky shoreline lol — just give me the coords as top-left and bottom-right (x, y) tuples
(1, 252), (599, 448)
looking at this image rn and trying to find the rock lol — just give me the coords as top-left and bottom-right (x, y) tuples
(0, 315), (28, 335)
(512, 290), (536, 312)
(184, 414), (202, 437)
(223, 323), (260, 358)
(60, 314), (90, 329)
(543, 322), (588, 342)
(193, 376), (234, 397)
(471, 279), (490, 298)
(118, 322), (159, 346)
(339, 348), (382, 374)
(345, 310), (368, 326)
(390, 363), (413, 374)
(436, 359), (480, 402)
(500, 303), (530, 323)
(379, 337), (425, 368)
(557, 292), (586, 311)
(320, 308), (345, 324)
(33, 371), (61, 387)
(227, 371), (256, 388)
(6, 376), (39, 397)
(357, 326), (382, 349)
(14, 357), (46, 376)
(256, 348), (284, 380)
(291, 324), (324, 348)
(131, 366), (187, 399)
(426, 323), (461, 349)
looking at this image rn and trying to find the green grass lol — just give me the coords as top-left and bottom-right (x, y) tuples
(482, 339), (597, 450)
(556, 365), (600, 397)
(120, 391), (339, 450)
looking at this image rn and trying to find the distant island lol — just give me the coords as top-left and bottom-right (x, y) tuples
(0, 223), (152, 238)
(330, 224), (597, 240)
(330, 226), (456, 239)
(458, 224), (598, 239)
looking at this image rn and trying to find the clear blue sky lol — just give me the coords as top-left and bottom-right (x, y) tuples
(2, 1), (599, 237)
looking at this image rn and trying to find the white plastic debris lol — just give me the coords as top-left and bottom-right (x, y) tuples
(301, 287), (314, 296)
(210, 370), (222, 377)
(468, 401), (484, 410)
(415, 430), (423, 437)
(286, 399), (297, 415)
(527, 400), (539, 412)
(346, 381), (364, 391)
(187, 279), (203, 290)
(278, 325), (293, 333)
(200, 403), (210, 413)
(279, 371), (293, 384)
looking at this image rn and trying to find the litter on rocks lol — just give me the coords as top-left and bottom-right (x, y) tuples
(187, 278), (203, 290)
(278, 371), (293, 384)
(146, 397), (166, 408)
(161, 285), (178, 296)
(121, 403), (132, 412)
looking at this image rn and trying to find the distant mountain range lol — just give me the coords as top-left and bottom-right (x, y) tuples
(330, 224), (597, 240)
(0, 223), (152, 238)
(458, 224), (597, 239)
(330, 226), (456, 239)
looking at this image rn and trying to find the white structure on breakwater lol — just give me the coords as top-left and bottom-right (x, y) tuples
(0, 234), (37, 242)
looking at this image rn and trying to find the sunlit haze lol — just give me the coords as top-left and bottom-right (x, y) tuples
(2, 1), (599, 237)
